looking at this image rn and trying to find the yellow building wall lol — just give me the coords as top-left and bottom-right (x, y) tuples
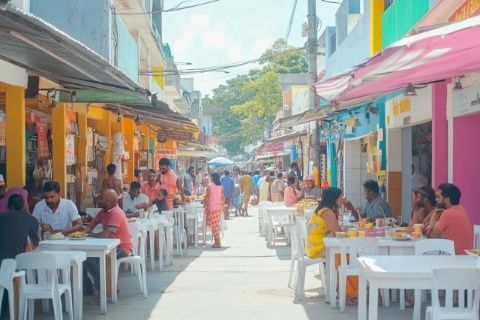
(51, 103), (67, 197)
(5, 84), (26, 187)
(122, 118), (135, 183)
(152, 65), (165, 89)
(370, 0), (384, 56)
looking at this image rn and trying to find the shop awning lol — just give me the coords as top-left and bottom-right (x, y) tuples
(0, 5), (144, 95)
(277, 108), (328, 129)
(262, 130), (307, 147)
(255, 151), (290, 160)
(315, 15), (480, 106)
(177, 142), (217, 159)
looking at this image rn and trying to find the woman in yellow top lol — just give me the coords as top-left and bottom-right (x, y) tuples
(305, 187), (358, 301)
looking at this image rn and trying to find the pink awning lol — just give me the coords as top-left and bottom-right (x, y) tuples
(315, 15), (480, 105)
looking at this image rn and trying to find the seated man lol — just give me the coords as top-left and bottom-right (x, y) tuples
(344, 180), (392, 221)
(84, 189), (133, 295)
(155, 189), (169, 213)
(0, 194), (40, 261)
(33, 181), (82, 236)
(300, 175), (321, 200)
(122, 181), (149, 217)
(431, 183), (473, 255)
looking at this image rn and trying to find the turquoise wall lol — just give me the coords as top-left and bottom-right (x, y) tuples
(382, 0), (430, 48)
(116, 17), (139, 83)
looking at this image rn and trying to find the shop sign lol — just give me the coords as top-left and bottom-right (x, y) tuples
(36, 116), (49, 159)
(386, 86), (432, 129)
(449, 0), (480, 22)
(452, 83), (480, 117)
(157, 128), (194, 143)
(265, 143), (284, 154)
(65, 134), (75, 165)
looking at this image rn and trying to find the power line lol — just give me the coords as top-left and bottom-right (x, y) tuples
(116, 0), (220, 15)
(285, 0), (298, 44)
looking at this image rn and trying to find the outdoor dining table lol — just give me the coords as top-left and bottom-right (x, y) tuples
(34, 250), (87, 320)
(357, 255), (477, 320)
(323, 237), (416, 308)
(37, 238), (120, 314)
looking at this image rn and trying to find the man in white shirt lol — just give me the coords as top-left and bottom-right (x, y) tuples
(32, 181), (82, 236)
(122, 181), (149, 217)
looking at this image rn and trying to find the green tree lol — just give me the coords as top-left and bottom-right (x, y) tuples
(260, 39), (307, 73)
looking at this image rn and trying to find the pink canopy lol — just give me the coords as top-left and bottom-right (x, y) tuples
(315, 15), (480, 105)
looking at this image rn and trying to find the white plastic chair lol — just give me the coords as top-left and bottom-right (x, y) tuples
(0, 259), (18, 320)
(293, 221), (326, 297)
(338, 237), (379, 312)
(258, 202), (283, 237)
(266, 208), (296, 247)
(474, 225), (480, 249)
(173, 207), (188, 256)
(16, 252), (73, 320)
(426, 268), (480, 320)
(116, 224), (148, 298)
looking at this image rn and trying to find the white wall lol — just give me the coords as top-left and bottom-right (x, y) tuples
(343, 139), (377, 208)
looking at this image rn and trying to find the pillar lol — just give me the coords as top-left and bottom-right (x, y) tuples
(122, 117), (135, 183)
(370, 0), (384, 55)
(52, 103), (67, 197)
(77, 110), (88, 205)
(5, 85), (26, 187)
(432, 81), (448, 187)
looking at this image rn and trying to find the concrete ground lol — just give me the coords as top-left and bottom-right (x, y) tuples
(45, 206), (416, 319)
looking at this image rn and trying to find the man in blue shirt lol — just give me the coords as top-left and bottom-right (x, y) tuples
(252, 170), (261, 204)
(221, 171), (235, 220)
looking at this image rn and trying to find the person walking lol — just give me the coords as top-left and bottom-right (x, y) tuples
(239, 170), (253, 216)
(204, 173), (225, 248)
(220, 171), (235, 220)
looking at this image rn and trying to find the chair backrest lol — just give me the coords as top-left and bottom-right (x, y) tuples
(0, 259), (17, 289)
(415, 239), (455, 256)
(16, 252), (67, 287)
(474, 225), (480, 249)
(128, 222), (140, 256)
(340, 238), (379, 269)
(266, 208), (296, 225)
(295, 221), (307, 259)
(431, 268), (480, 317)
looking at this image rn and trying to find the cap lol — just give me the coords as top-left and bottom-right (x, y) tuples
(304, 175), (315, 181)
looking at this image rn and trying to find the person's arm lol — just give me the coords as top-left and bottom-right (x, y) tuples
(85, 214), (101, 234)
(114, 179), (123, 196)
(58, 202), (83, 235)
(134, 194), (150, 211)
(430, 212), (447, 238)
(322, 209), (342, 235)
(343, 199), (360, 221)
(29, 218), (41, 247)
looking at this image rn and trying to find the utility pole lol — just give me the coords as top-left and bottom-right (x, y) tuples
(307, 0), (321, 170)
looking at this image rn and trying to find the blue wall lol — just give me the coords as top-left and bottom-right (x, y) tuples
(324, 0), (370, 78)
(30, 0), (111, 60)
(116, 17), (139, 82)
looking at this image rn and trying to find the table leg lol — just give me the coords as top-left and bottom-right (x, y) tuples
(157, 227), (164, 271)
(194, 218), (199, 247)
(111, 247), (118, 303)
(72, 261), (83, 320)
(99, 255), (107, 314)
(329, 249), (337, 308)
(358, 272), (367, 320)
(149, 229), (155, 270)
(324, 248), (330, 303)
(368, 283), (379, 320)
(413, 289), (421, 320)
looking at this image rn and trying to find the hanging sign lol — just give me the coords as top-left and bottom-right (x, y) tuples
(66, 134), (75, 165)
(36, 116), (49, 158)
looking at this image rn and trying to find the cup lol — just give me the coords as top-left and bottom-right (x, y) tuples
(359, 218), (367, 229)
(358, 229), (366, 238)
(384, 226), (393, 238)
(375, 218), (385, 228)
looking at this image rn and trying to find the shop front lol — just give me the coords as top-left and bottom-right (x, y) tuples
(450, 74), (480, 225)
(385, 86), (433, 220)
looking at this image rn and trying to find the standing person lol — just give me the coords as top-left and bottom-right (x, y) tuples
(239, 171), (253, 216)
(232, 184), (242, 217)
(32, 181), (82, 236)
(289, 162), (302, 181)
(258, 175), (272, 202)
(232, 167), (241, 184)
(141, 169), (161, 206)
(252, 170), (261, 204)
(270, 173), (285, 202)
(84, 189), (133, 295)
(344, 180), (392, 221)
(181, 166), (195, 196)
(0, 194), (40, 261)
(102, 164), (123, 198)
(158, 158), (183, 209)
(284, 176), (301, 207)
(204, 172), (225, 248)
(431, 183), (473, 255)
(220, 171), (235, 220)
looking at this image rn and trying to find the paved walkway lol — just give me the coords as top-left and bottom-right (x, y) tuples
(75, 207), (413, 319)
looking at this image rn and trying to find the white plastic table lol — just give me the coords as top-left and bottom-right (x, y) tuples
(186, 212), (200, 247)
(38, 238), (120, 314)
(323, 237), (415, 307)
(357, 255), (477, 320)
(35, 250), (86, 320)
(134, 216), (171, 270)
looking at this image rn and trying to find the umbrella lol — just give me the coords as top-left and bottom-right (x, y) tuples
(208, 157), (234, 167)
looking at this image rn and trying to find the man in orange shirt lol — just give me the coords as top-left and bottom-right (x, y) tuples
(158, 158), (183, 209)
(141, 169), (161, 206)
(431, 183), (473, 255)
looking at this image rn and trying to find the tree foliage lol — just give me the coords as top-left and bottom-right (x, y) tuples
(203, 39), (306, 155)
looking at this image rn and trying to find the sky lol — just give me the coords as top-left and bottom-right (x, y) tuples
(162, 0), (339, 96)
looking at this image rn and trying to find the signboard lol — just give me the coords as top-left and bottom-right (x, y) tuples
(385, 86), (432, 129)
(36, 116), (50, 158)
(157, 128), (194, 143)
(452, 82), (480, 117)
(449, 0), (480, 22)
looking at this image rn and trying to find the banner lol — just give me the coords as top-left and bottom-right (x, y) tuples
(36, 116), (49, 159)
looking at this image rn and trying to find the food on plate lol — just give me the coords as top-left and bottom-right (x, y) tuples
(392, 232), (409, 240)
(44, 232), (65, 240)
(68, 231), (88, 239)
(465, 249), (480, 256)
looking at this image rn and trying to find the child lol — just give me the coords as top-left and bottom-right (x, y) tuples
(232, 184), (242, 217)
(155, 189), (169, 213)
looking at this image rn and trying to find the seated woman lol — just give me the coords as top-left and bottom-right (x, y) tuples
(305, 187), (358, 302)
(409, 186), (442, 237)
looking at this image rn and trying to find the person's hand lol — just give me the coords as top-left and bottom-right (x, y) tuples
(343, 198), (355, 211)
(41, 224), (53, 233)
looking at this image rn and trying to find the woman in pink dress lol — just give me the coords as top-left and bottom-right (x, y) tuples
(204, 172), (225, 248)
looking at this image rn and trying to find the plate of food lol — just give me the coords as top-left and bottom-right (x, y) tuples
(44, 232), (65, 240)
(68, 231), (88, 240)
(391, 232), (411, 241)
(465, 249), (480, 257)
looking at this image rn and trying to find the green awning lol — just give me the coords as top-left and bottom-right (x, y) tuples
(59, 88), (150, 105)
